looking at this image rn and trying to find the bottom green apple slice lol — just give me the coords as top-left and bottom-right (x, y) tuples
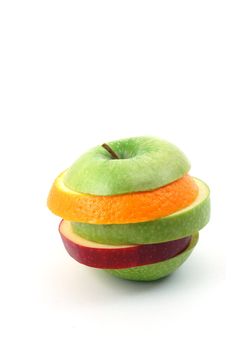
(105, 233), (199, 281)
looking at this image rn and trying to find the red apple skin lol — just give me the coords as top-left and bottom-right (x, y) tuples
(59, 221), (191, 269)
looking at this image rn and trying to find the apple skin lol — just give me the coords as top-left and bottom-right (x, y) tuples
(63, 136), (190, 195)
(59, 220), (192, 269)
(71, 178), (210, 244)
(106, 233), (199, 281)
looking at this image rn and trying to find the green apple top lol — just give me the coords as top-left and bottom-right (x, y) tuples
(63, 136), (190, 196)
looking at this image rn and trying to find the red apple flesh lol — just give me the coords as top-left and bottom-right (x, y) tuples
(59, 220), (192, 269)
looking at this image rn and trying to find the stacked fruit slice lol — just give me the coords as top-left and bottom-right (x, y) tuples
(47, 137), (210, 281)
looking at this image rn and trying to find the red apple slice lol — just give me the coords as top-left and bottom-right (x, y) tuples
(59, 220), (192, 269)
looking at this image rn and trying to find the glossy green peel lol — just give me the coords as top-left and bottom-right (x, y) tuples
(105, 233), (199, 281)
(71, 179), (210, 244)
(63, 136), (190, 195)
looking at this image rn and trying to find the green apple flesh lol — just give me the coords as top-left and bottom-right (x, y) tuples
(63, 136), (190, 195)
(106, 233), (199, 281)
(60, 220), (191, 269)
(71, 178), (210, 244)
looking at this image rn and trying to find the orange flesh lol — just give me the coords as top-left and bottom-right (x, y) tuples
(47, 174), (198, 224)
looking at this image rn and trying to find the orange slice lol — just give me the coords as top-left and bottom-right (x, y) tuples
(48, 173), (198, 224)
(47, 173), (198, 224)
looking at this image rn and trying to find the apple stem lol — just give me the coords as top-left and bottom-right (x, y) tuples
(101, 143), (119, 159)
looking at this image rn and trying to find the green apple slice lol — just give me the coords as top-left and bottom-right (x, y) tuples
(71, 178), (210, 244)
(105, 233), (199, 281)
(63, 136), (190, 195)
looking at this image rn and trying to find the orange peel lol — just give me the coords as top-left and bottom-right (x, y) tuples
(47, 173), (198, 224)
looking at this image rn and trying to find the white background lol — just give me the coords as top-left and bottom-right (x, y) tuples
(0, 1), (231, 349)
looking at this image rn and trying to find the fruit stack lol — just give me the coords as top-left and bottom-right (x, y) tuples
(47, 137), (210, 281)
